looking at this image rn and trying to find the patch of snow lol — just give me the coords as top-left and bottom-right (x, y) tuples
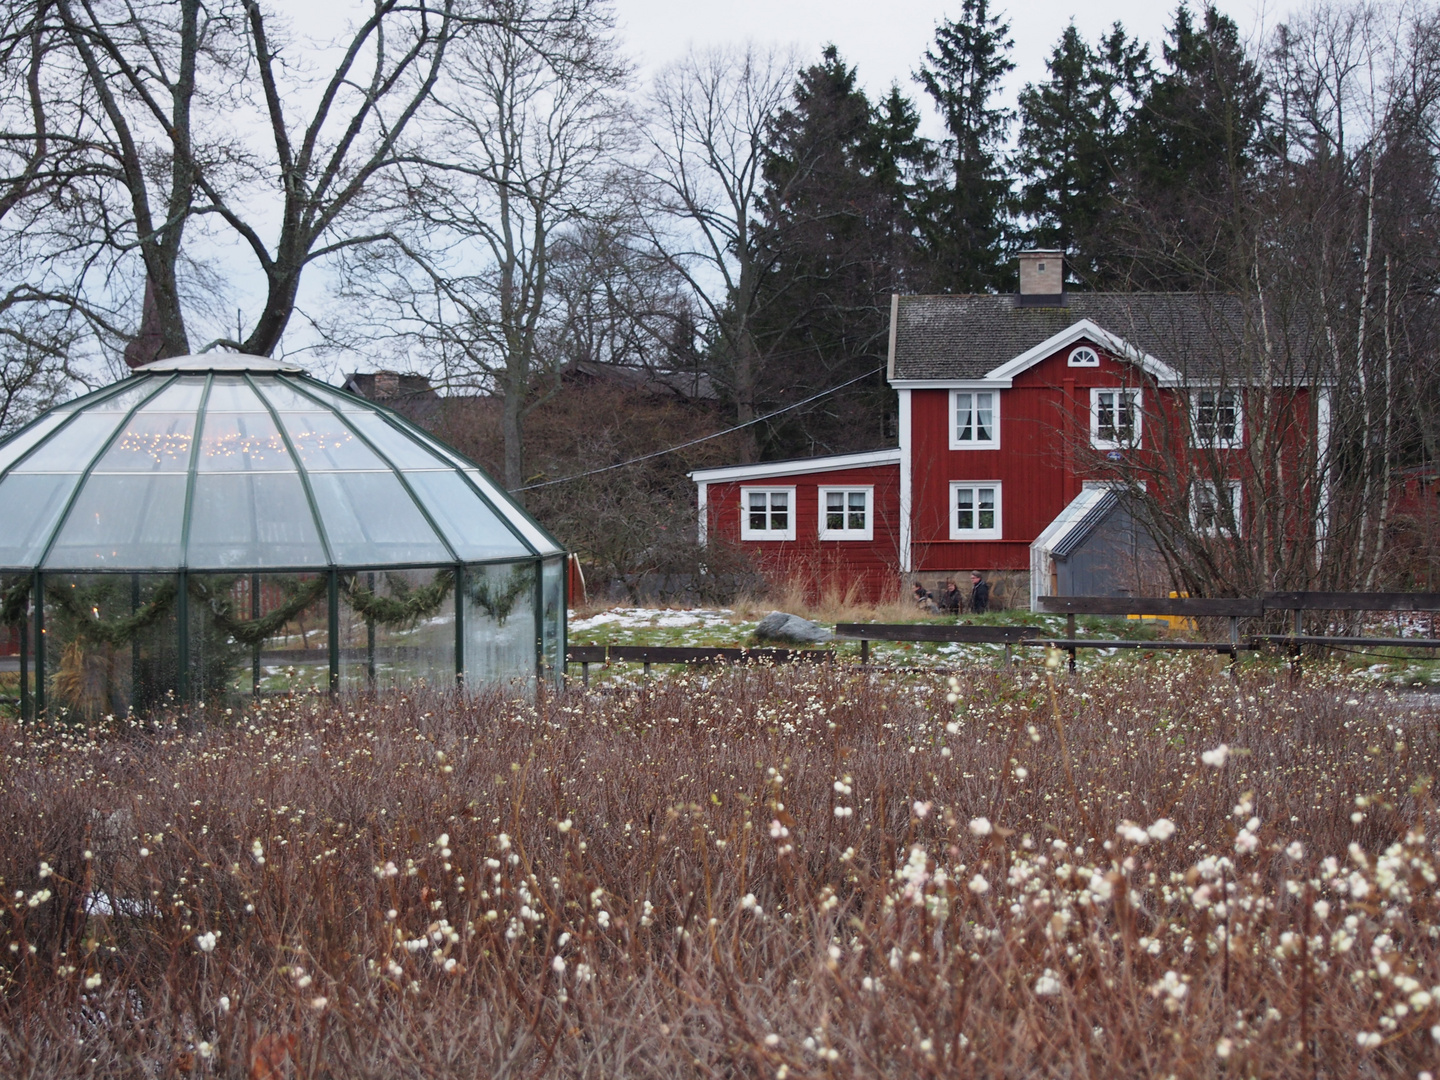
(570, 607), (735, 632)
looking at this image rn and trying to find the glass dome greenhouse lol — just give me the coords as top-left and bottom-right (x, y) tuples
(0, 353), (566, 719)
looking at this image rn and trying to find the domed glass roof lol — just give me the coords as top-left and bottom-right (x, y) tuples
(0, 354), (562, 572)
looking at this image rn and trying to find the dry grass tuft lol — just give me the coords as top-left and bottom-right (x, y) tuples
(0, 661), (1436, 1077)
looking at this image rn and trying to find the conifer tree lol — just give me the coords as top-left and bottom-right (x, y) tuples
(1122, 3), (1267, 286)
(750, 47), (929, 456)
(915, 0), (1015, 292)
(1012, 23), (1150, 283)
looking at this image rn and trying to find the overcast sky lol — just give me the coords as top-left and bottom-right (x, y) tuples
(611, 0), (1276, 133)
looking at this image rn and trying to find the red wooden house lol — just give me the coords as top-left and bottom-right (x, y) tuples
(692, 252), (1328, 607)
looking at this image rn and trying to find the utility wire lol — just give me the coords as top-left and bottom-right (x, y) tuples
(513, 365), (885, 492)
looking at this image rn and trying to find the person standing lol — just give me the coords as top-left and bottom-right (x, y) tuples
(970, 571), (991, 614)
(938, 580), (962, 615)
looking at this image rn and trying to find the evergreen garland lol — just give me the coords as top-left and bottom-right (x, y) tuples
(2, 568), (461, 647)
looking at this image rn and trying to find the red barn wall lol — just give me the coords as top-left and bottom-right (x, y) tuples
(706, 462), (901, 601)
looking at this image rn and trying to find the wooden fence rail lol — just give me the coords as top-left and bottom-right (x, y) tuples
(564, 644), (833, 685)
(564, 593), (1440, 683)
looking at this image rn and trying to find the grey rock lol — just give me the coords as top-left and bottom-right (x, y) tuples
(754, 611), (833, 644)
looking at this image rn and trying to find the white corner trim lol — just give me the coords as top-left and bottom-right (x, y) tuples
(898, 389), (912, 572)
(696, 481), (708, 547)
(886, 293), (900, 381)
(688, 448), (900, 485)
(984, 319), (1184, 386)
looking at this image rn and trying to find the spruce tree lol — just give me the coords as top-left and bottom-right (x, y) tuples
(1123, 3), (1267, 286)
(750, 47), (929, 456)
(1012, 23), (1150, 284)
(916, 0), (1015, 292)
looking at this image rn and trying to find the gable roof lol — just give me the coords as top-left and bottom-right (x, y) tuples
(888, 293), (1252, 385)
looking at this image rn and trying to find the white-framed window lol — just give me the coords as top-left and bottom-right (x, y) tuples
(1191, 479), (1242, 536)
(949, 482), (1002, 540)
(1090, 387), (1142, 449)
(740, 487), (796, 541)
(950, 390), (999, 449)
(1191, 388), (1242, 447)
(818, 486), (873, 540)
(1068, 345), (1100, 367)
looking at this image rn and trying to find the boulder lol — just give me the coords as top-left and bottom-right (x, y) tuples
(754, 611), (833, 645)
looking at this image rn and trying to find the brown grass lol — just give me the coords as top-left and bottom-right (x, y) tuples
(0, 661), (1436, 1077)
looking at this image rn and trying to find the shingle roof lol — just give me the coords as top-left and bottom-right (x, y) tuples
(889, 293), (1251, 382)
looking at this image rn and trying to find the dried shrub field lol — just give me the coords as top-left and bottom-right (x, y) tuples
(1, 662), (1438, 1077)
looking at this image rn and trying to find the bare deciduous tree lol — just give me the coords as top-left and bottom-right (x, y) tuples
(640, 44), (796, 462)
(0, 0), (469, 366)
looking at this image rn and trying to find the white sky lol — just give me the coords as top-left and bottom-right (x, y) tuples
(612, 0), (1275, 135)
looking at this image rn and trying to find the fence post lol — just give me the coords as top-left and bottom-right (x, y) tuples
(581, 661), (589, 687)
(1229, 617), (1239, 665)
(1066, 613), (1077, 672)
(1003, 642), (1012, 670)
(860, 638), (869, 666)
(1291, 607), (1302, 678)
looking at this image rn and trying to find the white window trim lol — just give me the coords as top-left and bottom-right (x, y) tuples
(949, 481), (1003, 540)
(740, 486), (796, 541)
(817, 485), (874, 541)
(1189, 388), (1244, 449)
(1191, 479), (1242, 536)
(949, 388), (1000, 450)
(1068, 345), (1100, 367)
(1090, 387), (1143, 450)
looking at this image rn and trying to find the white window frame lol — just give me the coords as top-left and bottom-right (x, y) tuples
(1090, 387), (1143, 449)
(817, 486), (874, 541)
(949, 481), (1002, 540)
(1190, 388), (1243, 448)
(1191, 479), (1242, 536)
(1068, 345), (1100, 367)
(949, 389), (1000, 450)
(740, 486), (796, 541)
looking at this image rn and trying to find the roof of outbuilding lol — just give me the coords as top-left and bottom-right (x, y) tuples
(889, 293), (1252, 382)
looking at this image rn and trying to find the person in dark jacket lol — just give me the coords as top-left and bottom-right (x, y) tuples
(911, 582), (939, 614)
(970, 571), (991, 614)
(938, 580), (962, 615)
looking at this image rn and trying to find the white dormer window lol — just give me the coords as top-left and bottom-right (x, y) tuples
(1068, 346), (1100, 367)
(950, 390), (999, 449)
(1090, 388), (1142, 449)
(740, 487), (795, 541)
(1191, 389), (1242, 448)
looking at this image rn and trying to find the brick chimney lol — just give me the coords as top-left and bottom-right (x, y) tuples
(1017, 250), (1065, 306)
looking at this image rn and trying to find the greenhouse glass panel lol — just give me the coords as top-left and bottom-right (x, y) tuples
(41, 573), (180, 719)
(307, 471), (451, 565)
(83, 382), (165, 413)
(0, 412), (72, 474)
(196, 412), (293, 471)
(275, 411), (389, 471)
(463, 471), (561, 555)
(344, 413), (452, 471)
(0, 473), (84, 565)
(139, 378), (208, 412)
(258, 379), (346, 412)
(541, 557), (564, 685)
(338, 568), (455, 692)
(186, 473), (327, 568)
(11, 413), (134, 474)
(463, 561), (537, 686)
(204, 378), (271, 412)
(45, 474), (189, 568)
(404, 471), (532, 561)
(92, 412), (195, 472)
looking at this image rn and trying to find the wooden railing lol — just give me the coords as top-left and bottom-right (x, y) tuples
(564, 593), (1440, 682)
